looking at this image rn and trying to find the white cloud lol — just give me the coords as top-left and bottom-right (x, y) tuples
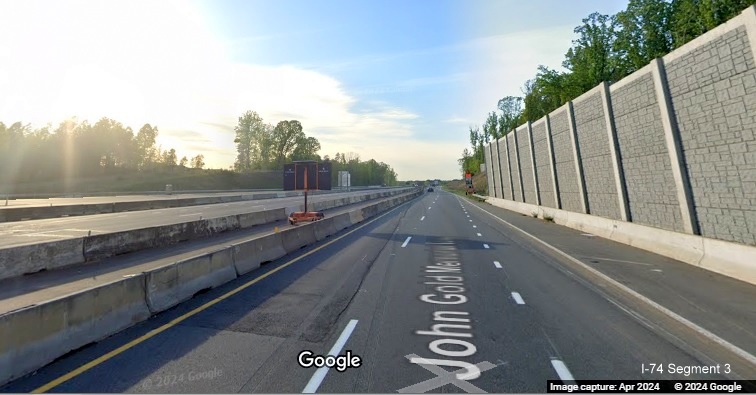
(456, 26), (575, 124)
(0, 1), (578, 180)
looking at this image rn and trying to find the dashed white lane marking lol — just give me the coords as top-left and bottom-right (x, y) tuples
(466, 198), (756, 368)
(512, 292), (525, 305)
(303, 319), (359, 393)
(493, 261), (502, 269)
(483, 244), (490, 249)
(551, 360), (575, 382)
(428, 207), (431, 210)
(420, 216), (425, 221)
(473, 225), (477, 228)
(401, 237), (412, 247)
(476, 233), (482, 237)
(469, 219), (472, 222)
(179, 213), (202, 217)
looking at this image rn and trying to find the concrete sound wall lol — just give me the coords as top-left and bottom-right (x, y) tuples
(484, 6), (756, 276)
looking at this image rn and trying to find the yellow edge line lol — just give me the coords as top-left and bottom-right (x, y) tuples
(32, 197), (415, 393)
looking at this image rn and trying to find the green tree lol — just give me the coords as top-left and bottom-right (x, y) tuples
(191, 154), (205, 169)
(614, 0), (673, 75)
(162, 148), (177, 167)
(496, 96), (523, 136)
(563, 12), (622, 92)
(179, 156), (188, 167)
(483, 112), (497, 141)
(233, 111), (276, 171)
(272, 120), (305, 168)
(290, 136), (321, 161)
(135, 124), (159, 169)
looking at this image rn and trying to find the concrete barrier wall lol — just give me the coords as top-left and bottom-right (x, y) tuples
(0, 189), (422, 386)
(313, 217), (338, 241)
(482, 195), (756, 286)
(145, 247), (237, 313)
(281, 225), (318, 253)
(484, 6), (756, 250)
(231, 233), (287, 275)
(0, 275), (151, 385)
(0, 189), (412, 281)
(0, 238), (84, 278)
(0, 188), (408, 223)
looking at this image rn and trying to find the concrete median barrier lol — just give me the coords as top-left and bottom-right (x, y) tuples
(231, 233), (287, 275)
(349, 210), (364, 224)
(333, 212), (353, 230)
(145, 247), (237, 313)
(0, 274), (150, 385)
(264, 208), (286, 223)
(0, 189), (423, 385)
(238, 211), (266, 228)
(281, 224), (318, 253)
(313, 217), (337, 241)
(83, 227), (161, 261)
(0, 238), (85, 281)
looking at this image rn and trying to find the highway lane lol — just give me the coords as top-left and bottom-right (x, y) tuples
(3, 189), (753, 393)
(0, 189), (400, 248)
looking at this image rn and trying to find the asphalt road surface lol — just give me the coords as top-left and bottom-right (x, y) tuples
(0, 189), (397, 248)
(4, 189), (755, 393)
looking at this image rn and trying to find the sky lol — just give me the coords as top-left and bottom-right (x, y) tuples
(0, 0), (629, 180)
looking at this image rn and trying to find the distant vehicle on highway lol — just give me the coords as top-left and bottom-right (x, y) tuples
(427, 187), (434, 192)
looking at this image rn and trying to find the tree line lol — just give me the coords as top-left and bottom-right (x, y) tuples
(460, 0), (753, 176)
(0, 118), (204, 184)
(233, 110), (398, 186)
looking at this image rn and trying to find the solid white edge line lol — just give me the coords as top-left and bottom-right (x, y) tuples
(551, 360), (575, 382)
(511, 292), (525, 305)
(493, 261), (502, 268)
(420, 216), (425, 221)
(460, 197), (756, 368)
(303, 319), (359, 393)
(401, 236), (412, 248)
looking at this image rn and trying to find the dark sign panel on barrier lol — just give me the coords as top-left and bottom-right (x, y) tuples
(283, 161), (332, 191)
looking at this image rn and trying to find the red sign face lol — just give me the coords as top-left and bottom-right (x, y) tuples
(465, 173), (472, 179)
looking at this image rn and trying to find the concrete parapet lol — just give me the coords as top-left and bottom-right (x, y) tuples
(145, 247), (237, 313)
(484, 196), (756, 286)
(313, 217), (338, 241)
(231, 233), (287, 275)
(333, 213), (353, 230)
(281, 224), (318, 253)
(0, 238), (85, 281)
(0, 275), (150, 385)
